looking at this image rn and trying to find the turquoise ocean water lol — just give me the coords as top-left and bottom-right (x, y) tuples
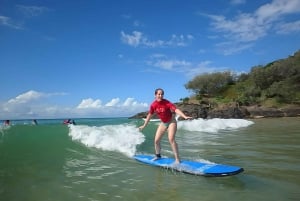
(0, 117), (299, 201)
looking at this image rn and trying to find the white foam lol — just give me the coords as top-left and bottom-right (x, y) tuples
(177, 118), (254, 133)
(68, 124), (145, 157)
(0, 125), (10, 132)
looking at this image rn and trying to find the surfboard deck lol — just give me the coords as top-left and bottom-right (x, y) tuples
(134, 154), (244, 177)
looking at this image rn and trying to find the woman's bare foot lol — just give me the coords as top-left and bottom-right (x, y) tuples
(174, 159), (181, 164)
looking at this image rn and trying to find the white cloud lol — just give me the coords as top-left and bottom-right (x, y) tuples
(123, 98), (136, 106)
(105, 98), (120, 106)
(152, 59), (191, 70)
(75, 97), (148, 118)
(120, 31), (193, 48)
(0, 15), (22, 29)
(1, 90), (67, 119)
(8, 90), (45, 104)
(184, 61), (228, 78)
(275, 20), (300, 34)
(146, 54), (227, 79)
(120, 31), (143, 47)
(215, 41), (254, 56)
(145, 52), (230, 77)
(204, 0), (300, 55)
(166, 34), (194, 47)
(16, 5), (50, 17)
(255, 0), (300, 21)
(0, 5), (49, 30)
(146, 54), (192, 71)
(207, 13), (268, 42)
(0, 91), (148, 119)
(123, 98), (147, 107)
(77, 98), (102, 109)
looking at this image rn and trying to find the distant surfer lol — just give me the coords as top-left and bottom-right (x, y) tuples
(3, 120), (10, 126)
(63, 119), (76, 125)
(139, 88), (193, 164)
(32, 119), (38, 125)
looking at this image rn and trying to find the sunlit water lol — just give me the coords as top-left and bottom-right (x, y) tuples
(0, 117), (299, 201)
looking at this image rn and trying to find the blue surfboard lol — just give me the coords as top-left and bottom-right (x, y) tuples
(134, 154), (244, 177)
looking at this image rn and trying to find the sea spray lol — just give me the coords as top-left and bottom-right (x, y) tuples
(68, 124), (145, 157)
(177, 118), (254, 133)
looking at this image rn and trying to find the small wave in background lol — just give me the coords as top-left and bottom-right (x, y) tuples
(178, 118), (254, 133)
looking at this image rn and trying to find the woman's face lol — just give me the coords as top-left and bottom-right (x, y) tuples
(155, 90), (164, 102)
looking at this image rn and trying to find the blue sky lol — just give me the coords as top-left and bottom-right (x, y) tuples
(1, 0), (300, 119)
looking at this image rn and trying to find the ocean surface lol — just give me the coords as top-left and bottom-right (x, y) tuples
(0, 117), (299, 201)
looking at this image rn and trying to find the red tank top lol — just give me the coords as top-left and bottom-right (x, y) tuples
(149, 99), (177, 123)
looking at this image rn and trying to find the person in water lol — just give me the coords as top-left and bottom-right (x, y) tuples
(139, 88), (193, 164)
(32, 119), (38, 125)
(63, 119), (76, 125)
(3, 120), (10, 126)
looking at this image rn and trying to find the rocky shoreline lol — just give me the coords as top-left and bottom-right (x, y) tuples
(129, 103), (300, 120)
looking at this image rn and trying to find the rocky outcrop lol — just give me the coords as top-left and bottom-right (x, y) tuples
(129, 103), (300, 119)
(246, 105), (300, 118)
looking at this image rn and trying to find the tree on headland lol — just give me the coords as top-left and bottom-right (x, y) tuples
(183, 50), (300, 107)
(185, 71), (234, 97)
